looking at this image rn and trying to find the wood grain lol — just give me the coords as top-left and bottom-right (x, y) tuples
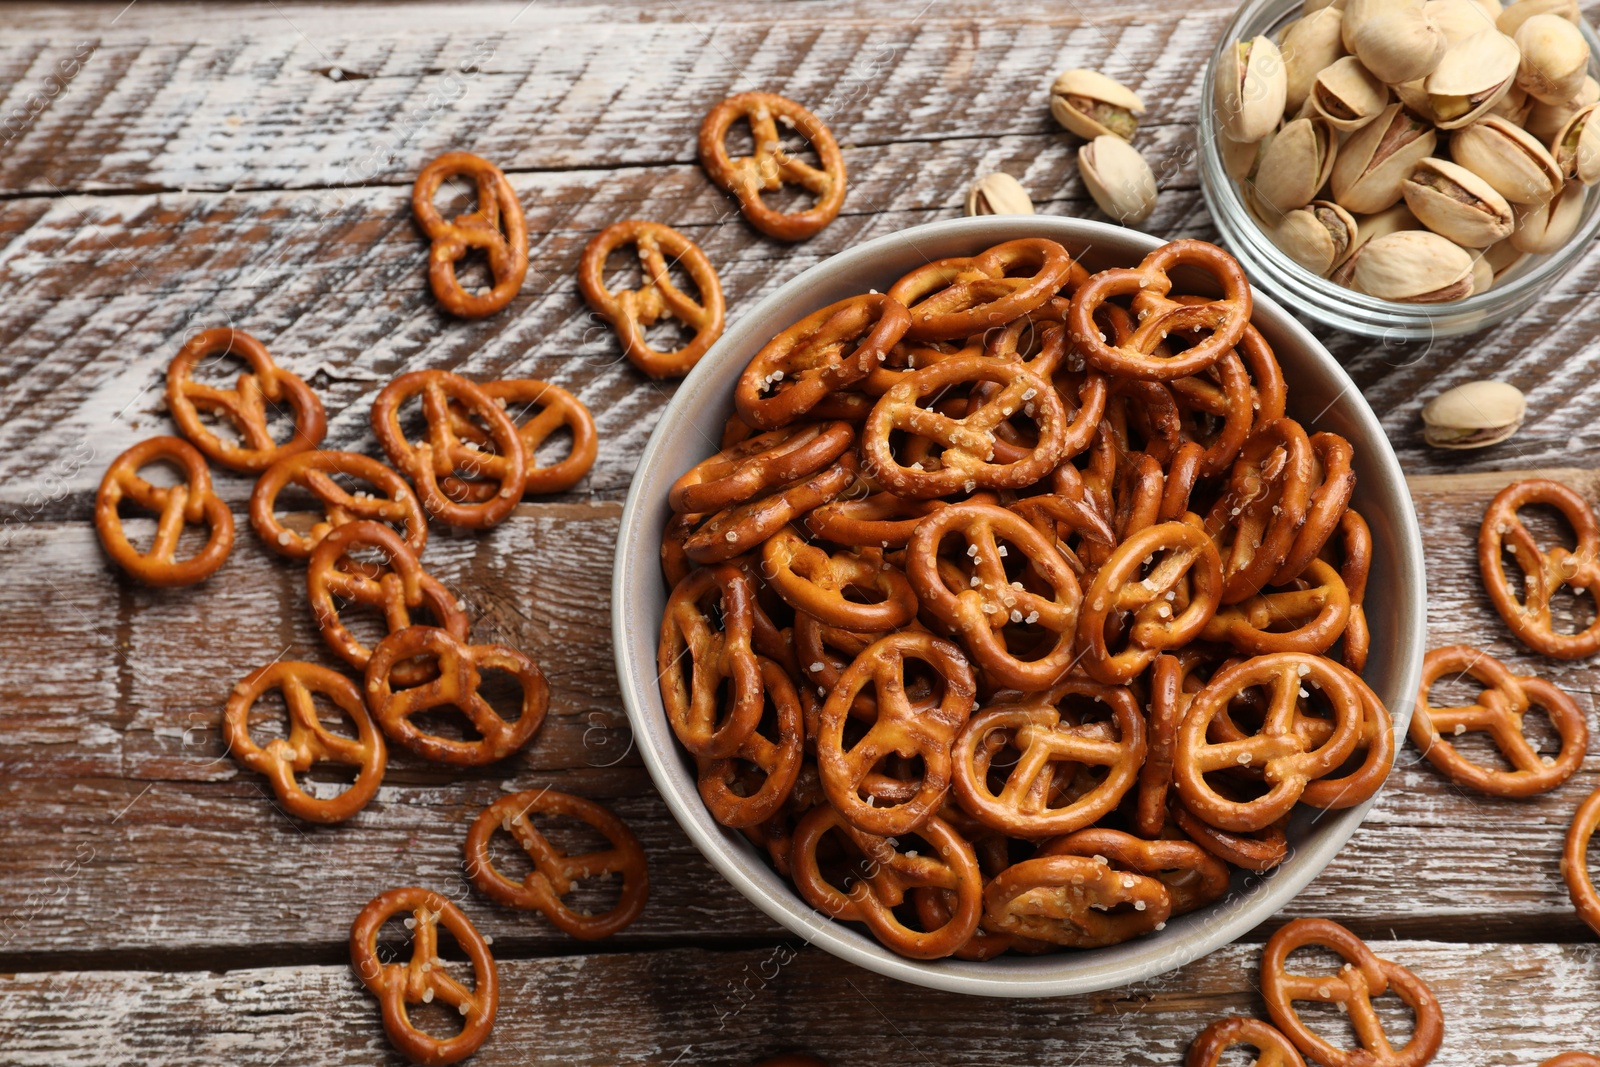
(3, 941), (1598, 1066)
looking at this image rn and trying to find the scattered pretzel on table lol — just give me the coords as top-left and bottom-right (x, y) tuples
(1478, 477), (1600, 658)
(95, 435), (235, 586)
(222, 660), (386, 823)
(1412, 646), (1588, 797)
(166, 327), (327, 472)
(579, 219), (726, 379)
(460, 379), (598, 496)
(413, 151), (528, 318)
(698, 91), (846, 241)
(1185, 1017), (1306, 1067)
(655, 235), (1397, 960)
(249, 449), (429, 562)
(349, 887), (498, 1066)
(1566, 785), (1600, 938)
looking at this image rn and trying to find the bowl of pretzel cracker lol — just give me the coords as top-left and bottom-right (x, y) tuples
(613, 215), (1426, 996)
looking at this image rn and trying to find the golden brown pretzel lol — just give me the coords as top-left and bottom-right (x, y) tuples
(95, 436), (234, 586)
(464, 788), (649, 940)
(670, 421), (854, 516)
(443, 379), (598, 498)
(1565, 785), (1600, 938)
(815, 631), (976, 836)
(906, 502), (1084, 690)
(1325, 509), (1372, 672)
(1042, 826), (1230, 915)
(761, 529), (919, 632)
(1205, 417), (1316, 603)
(887, 239), (1082, 341)
(1541, 1056), (1600, 1067)
(306, 520), (468, 684)
(1271, 432), (1357, 585)
(222, 660), (386, 824)
(1200, 558), (1353, 656)
(1173, 802), (1290, 872)
(578, 219), (726, 378)
(982, 854), (1171, 948)
(370, 370), (527, 528)
(682, 453), (856, 564)
(658, 565), (764, 759)
(951, 682), (1146, 836)
(697, 657), (806, 827)
(349, 886), (498, 1066)
(365, 626), (548, 766)
(165, 327), (326, 472)
(1261, 918), (1444, 1067)
(1479, 478), (1600, 658)
(249, 449), (428, 563)
(736, 295), (911, 429)
(413, 151), (527, 318)
(1412, 646), (1588, 797)
(1186, 1018), (1307, 1067)
(1297, 671), (1395, 811)
(698, 92), (846, 241)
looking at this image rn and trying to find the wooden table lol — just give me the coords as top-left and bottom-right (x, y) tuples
(3, 1), (1598, 1062)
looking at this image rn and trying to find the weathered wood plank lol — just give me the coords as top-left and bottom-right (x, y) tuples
(4, 471), (1599, 965)
(3, 942), (1598, 1066)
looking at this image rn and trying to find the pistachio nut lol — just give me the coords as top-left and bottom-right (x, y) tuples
(1330, 203), (1421, 285)
(1510, 177), (1587, 250)
(1274, 200), (1361, 274)
(1420, 380), (1527, 447)
(1401, 156), (1516, 244)
(1425, 0), (1502, 44)
(1525, 74), (1599, 138)
(1483, 234), (1530, 277)
(1451, 115), (1564, 203)
(1497, 0), (1579, 37)
(965, 172), (1035, 216)
(1352, 228), (1477, 300)
(1305, 0), (1345, 13)
(1344, 0), (1448, 84)
(1553, 101), (1600, 183)
(1251, 116), (1339, 214)
(1220, 132), (1267, 182)
(1426, 29), (1523, 127)
(1282, 7), (1349, 114)
(1216, 35), (1289, 142)
(1391, 78), (1442, 122)
(1079, 135), (1158, 225)
(1331, 103), (1440, 212)
(1311, 56), (1390, 131)
(1472, 0), (1506, 17)
(1050, 69), (1146, 141)
(1487, 83), (1535, 124)
(1515, 14), (1591, 104)
(1469, 249), (1496, 291)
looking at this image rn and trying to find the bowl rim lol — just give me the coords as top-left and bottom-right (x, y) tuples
(612, 214), (1427, 996)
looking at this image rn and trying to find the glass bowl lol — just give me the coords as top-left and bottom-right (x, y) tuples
(1198, 0), (1600, 341)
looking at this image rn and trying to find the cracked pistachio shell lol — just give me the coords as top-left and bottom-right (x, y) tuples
(1331, 103), (1440, 212)
(1426, 29), (1523, 127)
(1079, 135), (1158, 226)
(1515, 14), (1591, 103)
(1216, 35), (1289, 142)
(1352, 228), (1477, 300)
(1525, 74), (1600, 138)
(1425, 0), (1502, 44)
(1252, 116), (1339, 214)
(1497, 0), (1579, 37)
(1345, 0), (1448, 84)
(1312, 56), (1390, 131)
(1391, 78), (1442, 123)
(1451, 115), (1564, 203)
(1220, 132), (1268, 182)
(966, 172), (1035, 216)
(1421, 380), (1526, 447)
(1510, 177), (1587, 250)
(1402, 156), (1516, 245)
(1274, 199), (1361, 274)
(1553, 101), (1600, 183)
(1282, 8), (1349, 114)
(1050, 69), (1146, 141)
(1330, 203), (1421, 285)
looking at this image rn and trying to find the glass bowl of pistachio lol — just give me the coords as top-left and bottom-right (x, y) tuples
(1199, 0), (1600, 340)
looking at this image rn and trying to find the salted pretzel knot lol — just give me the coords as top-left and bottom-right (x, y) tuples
(982, 854), (1171, 948)
(1565, 786), (1600, 938)
(464, 789), (649, 940)
(222, 661), (386, 824)
(1478, 478), (1600, 658)
(1067, 239), (1252, 381)
(1185, 1018), (1306, 1067)
(365, 626), (549, 766)
(736, 294), (911, 428)
(249, 449), (428, 563)
(166, 327), (326, 472)
(443, 379), (598, 498)
(95, 436), (234, 586)
(1412, 645), (1588, 797)
(698, 92), (846, 241)
(887, 238), (1082, 341)
(349, 887), (498, 1066)
(413, 151), (528, 318)
(1261, 918), (1444, 1067)
(657, 565), (765, 759)
(578, 219), (726, 379)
